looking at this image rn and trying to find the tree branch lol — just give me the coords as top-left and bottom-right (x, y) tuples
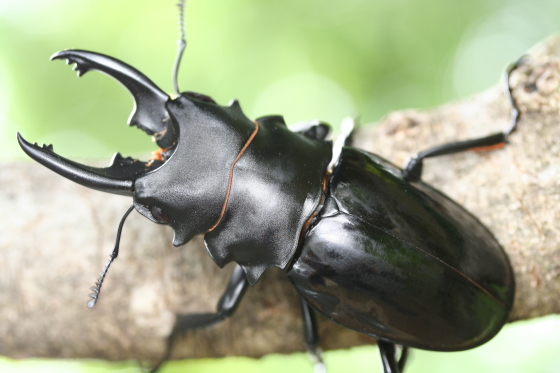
(1, 36), (559, 361)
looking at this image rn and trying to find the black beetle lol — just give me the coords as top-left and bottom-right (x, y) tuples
(17, 32), (517, 373)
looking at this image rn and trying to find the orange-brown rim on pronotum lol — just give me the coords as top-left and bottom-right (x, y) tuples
(204, 121), (260, 234)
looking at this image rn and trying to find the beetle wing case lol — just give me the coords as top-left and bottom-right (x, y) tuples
(287, 147), (515, 351)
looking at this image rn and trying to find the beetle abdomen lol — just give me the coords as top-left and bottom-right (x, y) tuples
(287, 147), (515, 351)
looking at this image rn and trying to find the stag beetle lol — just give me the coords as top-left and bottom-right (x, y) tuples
(17, 45), (518, 373)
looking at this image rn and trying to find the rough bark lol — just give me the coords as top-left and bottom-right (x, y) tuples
(1, 36), (559, 362)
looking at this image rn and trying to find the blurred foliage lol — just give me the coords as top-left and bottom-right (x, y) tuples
(1, 0), (560, 372)
(3, 0), (560, 159)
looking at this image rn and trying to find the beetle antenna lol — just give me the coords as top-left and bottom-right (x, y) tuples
(86, 204), (134, 309)
(173, 0), (187, 96)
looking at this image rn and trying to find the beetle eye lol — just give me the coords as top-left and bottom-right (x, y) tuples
(150, 205), (169, 223)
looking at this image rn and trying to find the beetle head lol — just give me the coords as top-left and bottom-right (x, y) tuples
(18, 50), (253, 245)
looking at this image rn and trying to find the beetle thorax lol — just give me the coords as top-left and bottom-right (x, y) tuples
(133, 96), (258, 246)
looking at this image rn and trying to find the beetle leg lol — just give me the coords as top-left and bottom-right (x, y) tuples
(378, 341), (408, 373)
(328, 117), (357, 172)
(300, 298), (326, 373)
(397, 345), (408, 372)
(402, 56), (526, 182)
(290, 120), (332, 141)
(148, 264), (249, 372)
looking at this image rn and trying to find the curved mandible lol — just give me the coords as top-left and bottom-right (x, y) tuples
(51, 49), (177, 149)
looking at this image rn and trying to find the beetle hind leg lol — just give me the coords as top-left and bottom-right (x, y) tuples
(300, 299), (326, 373)
(402, 56), (526, 182)
(378, 341), (409, 373)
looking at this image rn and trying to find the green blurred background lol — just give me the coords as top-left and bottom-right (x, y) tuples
(1, 0), (560, 372)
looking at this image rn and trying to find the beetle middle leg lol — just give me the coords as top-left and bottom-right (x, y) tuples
(148, 264), (249, 372)
(402, 56), (525, 182)
(300, 299), (326, 373)
(378, 341), (408, 373)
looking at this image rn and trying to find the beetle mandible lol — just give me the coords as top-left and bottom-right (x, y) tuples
(17, 4), (517, 373)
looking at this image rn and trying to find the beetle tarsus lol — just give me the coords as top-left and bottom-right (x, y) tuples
(503, 54), (527, 136)
(300, 299), (326, 373)
(398, 346), (408, 372)
(378, 341), (407, 373)
(307, 348), (326, 373)
(402, 56), (525, 182)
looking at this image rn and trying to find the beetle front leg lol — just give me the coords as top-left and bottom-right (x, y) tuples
(378, 341), (408, 373)
(402, 56), (525, 182)
(300, 299), (326, 373)
(148, 264), (249, 372)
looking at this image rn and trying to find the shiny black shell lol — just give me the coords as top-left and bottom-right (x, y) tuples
(287, 147), (515, 351)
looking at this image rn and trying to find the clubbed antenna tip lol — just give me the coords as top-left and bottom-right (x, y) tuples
(86, 204), (134, 308)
